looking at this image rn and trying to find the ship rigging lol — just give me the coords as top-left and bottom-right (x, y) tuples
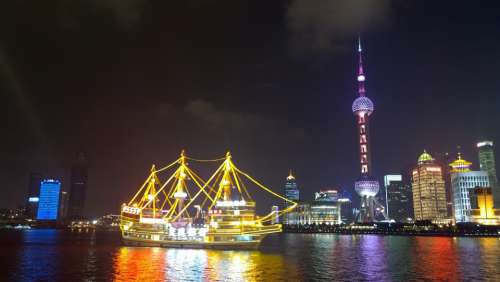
(120, 151), (297, 249)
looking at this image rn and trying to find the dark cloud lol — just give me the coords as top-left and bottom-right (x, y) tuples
(89, 0), (151, 30)
(286, 0), (392, 57)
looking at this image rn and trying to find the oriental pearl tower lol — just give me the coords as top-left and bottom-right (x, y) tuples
(352, 38), (384, 222)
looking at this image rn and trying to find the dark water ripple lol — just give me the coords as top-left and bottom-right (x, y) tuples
(0, 230), (499, 281)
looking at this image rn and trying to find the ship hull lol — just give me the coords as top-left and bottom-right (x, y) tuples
(122, 234), (261, 250)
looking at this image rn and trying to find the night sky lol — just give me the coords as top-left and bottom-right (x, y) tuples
(1, 1), (499, 217)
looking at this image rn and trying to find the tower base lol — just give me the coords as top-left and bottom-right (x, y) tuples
(356, 196), (387, 223)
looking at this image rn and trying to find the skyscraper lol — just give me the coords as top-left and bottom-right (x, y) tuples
(450, 152), (490, 222)
(26, 172), (43, 219)
(59, 191), (69, 220)
(284, 170), (299, 205)
(411, 151), (447, 222)
(37, 179), (61, 221)
(477, 141), (499, 207)
(283, 170), (299, 224)
(384, 174), (412, 222)
(68, 152), (88, 219)
(352, 38), (384, 222)
(436, 152), (454, 217)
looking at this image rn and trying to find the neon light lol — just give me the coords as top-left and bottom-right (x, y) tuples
(122, 206), (141, 215)
(477, 141), (493, 148)
(173, 191), (187, 199)
(216, 200), (247, 207)
(139, 217), (164, 224)
(28, 197), (39, 203)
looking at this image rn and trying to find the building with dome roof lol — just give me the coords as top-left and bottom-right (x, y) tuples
(351, 38), (386, 222)
(411, 151), (448, 222)
(417, 150), (434, 164)
(449, 152), (490, 222)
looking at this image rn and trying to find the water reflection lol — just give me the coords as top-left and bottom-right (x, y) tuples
(358, 235), (390, 281)
(1, 231), (499, 281)
(113, 247), (286, 281)
(17, 230), (60, 281)
(114, 247), (166, 281)
(414, 237), (460, 281)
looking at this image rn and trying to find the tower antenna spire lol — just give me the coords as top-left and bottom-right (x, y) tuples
(357, 35), (366, 97)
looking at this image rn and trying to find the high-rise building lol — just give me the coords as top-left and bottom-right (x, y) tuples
(26, 173), (43, 219)
(283, 170), (299, 224)
(411, 151), (447, 222)
(436, 152), (454, 217)
(477, 141), (499, 207)
(37, 179), (61, 220)
(59, 191), (69, 220)
(68, 152), (88, 219)
(271, 206), (279, 224)
(284, 170), (299, 205)
(470, 187), (500, 225)
(351, 38), (385, 222)
(384, 174), (412, 222)
(449, 152), (490, 222)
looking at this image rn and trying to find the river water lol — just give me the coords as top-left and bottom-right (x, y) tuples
(1, 230), (499, 281)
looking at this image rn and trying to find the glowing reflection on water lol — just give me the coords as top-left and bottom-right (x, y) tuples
(414, 237), (460, 281)
(2, 231), (500, 281)
(113, 246), (285, 281)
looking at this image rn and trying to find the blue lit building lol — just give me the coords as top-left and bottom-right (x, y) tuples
(37, 179), (61, 220)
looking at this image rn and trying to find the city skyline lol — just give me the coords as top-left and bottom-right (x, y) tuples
(1, 1), (500, 217)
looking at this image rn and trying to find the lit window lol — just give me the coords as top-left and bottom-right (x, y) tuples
(361, 154), (367, 163)
(362, 165), (368, 173)
(360, 135), (367, 143)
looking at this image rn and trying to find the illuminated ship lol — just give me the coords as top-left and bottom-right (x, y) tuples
(120, 151), (297, 249)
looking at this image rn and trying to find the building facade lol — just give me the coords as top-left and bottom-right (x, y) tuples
(449, 152), (490, 222)
(26, 172), (43, 219)
(384, 174), (412, 222)
(284, 170), (299, 205)
(68, 152), (88, 219)
(37, 179), (61, 221)
(284, 190), (342, 225)
(411, 151), (447, 221)
(310, 190), (342, 224)
(470, 187), (500, 225)
(436, 152), (454, 217)
(59, 191), (69, 220)
(271, 206), (279, 224)
(477, 141), (499, 208)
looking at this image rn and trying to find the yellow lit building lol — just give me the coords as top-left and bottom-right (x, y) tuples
(411, 151), (448, 221)
(470, 187), (500, 225)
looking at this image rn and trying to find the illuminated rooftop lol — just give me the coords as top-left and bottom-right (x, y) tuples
(449, 152), (472, 173)
(477, 141), (493, 148)
(417, 150), (434, 164)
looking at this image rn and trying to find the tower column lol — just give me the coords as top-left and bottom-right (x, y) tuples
(351, 38), (384, 223)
